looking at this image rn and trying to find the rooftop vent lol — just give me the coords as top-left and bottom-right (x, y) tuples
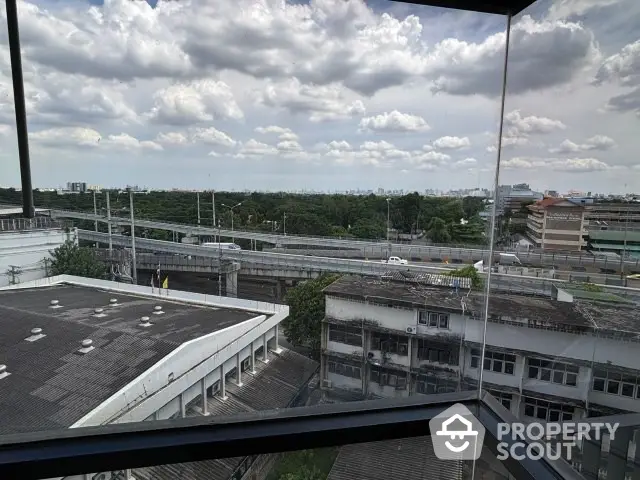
(25, 327), (46, 342)
(139, 316), (153, 328)
(93, 307), (106, 317)
(0, 365), (10, 380)
(49, 299), (62, 309)
(153, 305), (164, 315)
(109, 298), (119, 306)
(78, 339), (95, 354)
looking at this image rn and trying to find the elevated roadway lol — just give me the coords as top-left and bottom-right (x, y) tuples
(78, 230), (640, 302)
(52, 209), (639, 273)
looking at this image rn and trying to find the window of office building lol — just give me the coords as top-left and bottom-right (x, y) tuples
(328, 324), (363, 347)
(418, 311), (450, 329)
(523, 397), (574, 422)
(527, 358), (578, 386)
(486, 389), (513, 411)
(471, 349), (515, 375)
(327, 358), (362, 380)
(417, 340), (458, 366)
(592, 369), (640, 398)
(415, 374), (457, 395)
(371, 332), (409, 356)
(370, 366), (407, 390)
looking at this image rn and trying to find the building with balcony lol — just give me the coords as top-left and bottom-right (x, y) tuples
(0, 275), (317, 480)
(0, 208), (72, 287)
(526, 198), (587, 251)
(320, 275), (640, 422)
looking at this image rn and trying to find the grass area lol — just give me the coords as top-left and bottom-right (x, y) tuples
(266, 447), (339, 480)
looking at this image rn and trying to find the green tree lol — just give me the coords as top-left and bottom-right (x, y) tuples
(49, 241), (108, 279)
(350, 218), (385, 239)
(446, 265), (482, 289)
(426, 217), (451, 243)
(283, 274), (340, 357)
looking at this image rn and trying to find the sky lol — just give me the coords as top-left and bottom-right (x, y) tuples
(0, 0), (638, 193)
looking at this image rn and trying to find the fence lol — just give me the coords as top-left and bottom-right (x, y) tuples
(0, 216), (62, 233)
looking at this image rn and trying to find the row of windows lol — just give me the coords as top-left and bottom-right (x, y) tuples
(486, 389), (513, 411)
(415, 375), (457, 395)
(592, 369), (640, 398)
(527, 358), (579, 386)
(328, 324), (363, 347)
(371, 333), (409, 356)
(470, 349), (515, 375)
(418, 311), (450, 329)
(370, 366), (407, 390)
(523, 397), (574, 422)
(417, 342), (458, 366)
(328, 360), (362, 380)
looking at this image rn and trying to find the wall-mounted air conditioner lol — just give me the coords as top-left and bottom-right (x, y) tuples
(406, 326), (417, 334)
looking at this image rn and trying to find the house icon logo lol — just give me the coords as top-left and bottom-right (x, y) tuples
(430, 403), (485, 460)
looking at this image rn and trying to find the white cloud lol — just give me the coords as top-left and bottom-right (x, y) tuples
(432, 136), (471, 150)
(235, 139), (278, 158)
(504, 110), (566, 137)
(146, 80), (243, 125)
(156, 127), (236, 147)
(503, 157), (610, 172)
(30, 128), (161, 151)
(549, 135), (616, 153)
(359, 111), (430, 133)
(255, 125), (299, 141)
(258, 78), (365, 122)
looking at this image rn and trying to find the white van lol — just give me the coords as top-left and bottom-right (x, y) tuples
(201, 242), (242, 250)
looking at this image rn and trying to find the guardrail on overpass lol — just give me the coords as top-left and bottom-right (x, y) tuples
(55, 209), (640, 272)
(78, 230), (640, 303)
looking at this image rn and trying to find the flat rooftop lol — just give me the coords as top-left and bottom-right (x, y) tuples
(324, 276), (640, 335)
(0, 284), (257, 435)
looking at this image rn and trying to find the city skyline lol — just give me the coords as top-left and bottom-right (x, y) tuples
(0, 0), (639, 192)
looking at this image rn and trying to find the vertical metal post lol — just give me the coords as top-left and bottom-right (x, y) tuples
(129, 191), (138, 285)
(6, 0), (34, 218)
(478, 13), (512, 401)
(106, 191), (112, 252)
(621, 202), (629, 278)
(212, 191), (216, 242)
(218, 219), (222, 297)
(93, 190), (98, 248)
(197, 192), (201, 226)
(284, 212), (287, 236)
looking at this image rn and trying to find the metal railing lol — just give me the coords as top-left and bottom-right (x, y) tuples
(0, 216), (62, 233)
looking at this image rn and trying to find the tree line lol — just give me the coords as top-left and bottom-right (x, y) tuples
(0, 188), (488, 245)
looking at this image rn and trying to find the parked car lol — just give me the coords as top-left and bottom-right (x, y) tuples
(382, 256), (408, 265)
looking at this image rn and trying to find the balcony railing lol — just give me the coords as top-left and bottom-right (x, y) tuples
(0, 216), (63, 233)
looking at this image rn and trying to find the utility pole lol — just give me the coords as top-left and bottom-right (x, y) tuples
(106, 191), (112, 252)
(218, 219), (222, 297)
(197, 192), (201, 226)
(93, 189), (98, 248)
(386, 198), (391, 242)
(283, 212), (287, 236)
(621, 200), (629, 279)
(129, 190), (138, 285)
(212, 191), (216, 243)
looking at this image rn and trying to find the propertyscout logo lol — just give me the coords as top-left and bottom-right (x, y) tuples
(430, 403), (619, 462)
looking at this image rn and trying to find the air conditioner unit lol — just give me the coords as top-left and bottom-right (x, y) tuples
(322, 379), (332, 388)
(406, 326), (417, 334)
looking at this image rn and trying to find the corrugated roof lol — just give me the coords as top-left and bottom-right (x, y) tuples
(327, 437), (465, 480)
(0, 284), (256, 435)
(133, 349), (319, 480)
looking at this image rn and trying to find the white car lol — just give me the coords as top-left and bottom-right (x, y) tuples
(382, 256), (408, 265)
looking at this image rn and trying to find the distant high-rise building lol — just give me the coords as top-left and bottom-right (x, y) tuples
(66, 182), (87, 193)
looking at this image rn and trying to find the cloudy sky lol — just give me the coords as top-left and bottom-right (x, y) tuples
(0, 0), (638, 193)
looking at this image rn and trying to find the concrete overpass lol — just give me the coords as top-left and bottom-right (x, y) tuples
(78, 230), (640, 303)
(52, 208), (640, 273)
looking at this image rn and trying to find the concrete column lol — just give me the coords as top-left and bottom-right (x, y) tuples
(607, 427), (632, 480)
(581, 437), (602, 480)
(250, 341), (256, 374)
(225, 270), (238, 298)
(153, 411), (159, 421)
(262, 333), (269, 363)
(179, 393), (186, 418)
(631, 430), (640, 480)
(236, 353), (243, 386)
(220, 364), (227, 400)
(276, 280), (284, 302)
(201, 378), (208, 416)
(273, 324), (282, 353)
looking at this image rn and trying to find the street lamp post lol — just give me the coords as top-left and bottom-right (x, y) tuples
(221, 201), (243, 244)
(386, 198), (391, 242)
(283, 212), (287, 236)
